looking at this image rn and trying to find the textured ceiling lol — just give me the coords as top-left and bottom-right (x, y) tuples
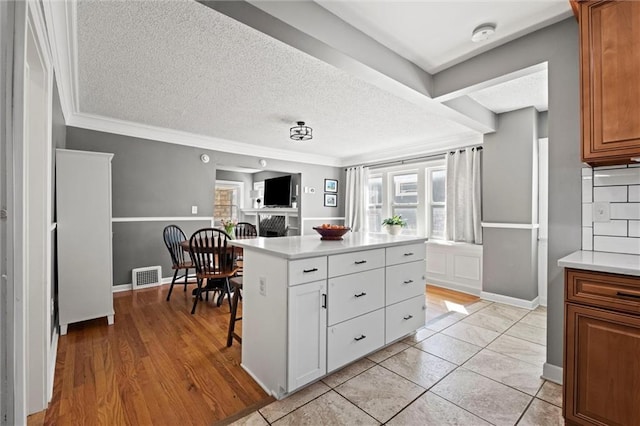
(316, 0), (572, 73)
(76, 0), (477, 162)
(468, 70), (548, 113)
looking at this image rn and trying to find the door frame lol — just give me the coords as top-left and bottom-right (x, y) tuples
(8, 0), (54, 421)
(1, 1), (17, 423)
(538, 137), (549, 307)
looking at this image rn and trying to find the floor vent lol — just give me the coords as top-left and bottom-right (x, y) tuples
(132, 266), (162, 290)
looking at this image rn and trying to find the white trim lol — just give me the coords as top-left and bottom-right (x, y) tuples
(113, 276), (188, 293)
(112, 216), (214, 223)
(301, 217), (345, 222)
(42, 0), (77, 120)
(426, 278), (481, 297)
(49, 222), (56, 231)
(542, 363), (563, 385)
(480, 292), (539, 310)
(112, 283), (133, 293)
(481, 222), (540, 229)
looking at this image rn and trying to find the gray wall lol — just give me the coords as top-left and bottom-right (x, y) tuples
(436, 18), (581, 370)
(482, 108), (538, 301)
(66, 127), (344, 285)
(483, 108), (537, 224)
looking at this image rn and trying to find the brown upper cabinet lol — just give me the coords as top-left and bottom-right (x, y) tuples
(578, 1), (640, 166)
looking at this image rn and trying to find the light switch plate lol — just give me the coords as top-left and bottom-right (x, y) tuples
(191, 205), (198, 215)
(593, 201), (610, 222)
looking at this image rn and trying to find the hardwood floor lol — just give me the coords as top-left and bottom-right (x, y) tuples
(425, 284), (479, 321)
(28, 283), (477, 425)
(33, 284), (270, 426)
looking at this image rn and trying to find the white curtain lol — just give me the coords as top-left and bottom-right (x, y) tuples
(445, 147), (482, 244)
(345, 166), (367, 231)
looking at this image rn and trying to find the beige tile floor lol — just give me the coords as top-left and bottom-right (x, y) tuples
(231, 300), (563, 426)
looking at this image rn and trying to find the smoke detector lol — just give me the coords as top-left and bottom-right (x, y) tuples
(471, 24), (496, 43)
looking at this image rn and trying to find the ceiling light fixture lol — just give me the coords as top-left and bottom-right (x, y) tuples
(290, 121), (313, 141)
(471, 24), (496, 43)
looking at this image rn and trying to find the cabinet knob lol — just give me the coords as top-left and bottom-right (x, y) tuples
(354, 260), (367, 265)
(403, 315), (413, 320)
(303, 268), (318, 273)
(403, 252), (414, 256)
(354, 292), (367, 298)
(354, 335), (366, 341)
(403, 280), (413, 284)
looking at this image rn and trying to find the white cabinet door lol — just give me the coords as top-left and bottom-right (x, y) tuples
(287, 279), (327, 391)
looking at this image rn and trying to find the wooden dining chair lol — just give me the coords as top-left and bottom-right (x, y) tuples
(163, 225), (195, 301)
(234, 222), (257, 238)
(189, 228), (239, 314)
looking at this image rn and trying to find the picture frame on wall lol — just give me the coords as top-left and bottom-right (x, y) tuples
(324, 193), (337, 207)
(324, 179), (338, 193)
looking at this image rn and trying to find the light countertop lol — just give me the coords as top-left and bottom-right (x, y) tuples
(558, 250), (640, 276)
(229, 232), (427, 260)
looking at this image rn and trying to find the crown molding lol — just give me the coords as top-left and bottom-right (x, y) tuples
(68, 112), (342, 167)
(42, 0), (78, 121)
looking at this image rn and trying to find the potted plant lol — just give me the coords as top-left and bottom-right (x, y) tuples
(381, 215), (407, 235)
(220, 218), (238, 237)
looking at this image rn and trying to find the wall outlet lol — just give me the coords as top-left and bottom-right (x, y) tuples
(593, 201), (610, 222)
(191, 205), (198, 215)
(259, 277), (267, 296)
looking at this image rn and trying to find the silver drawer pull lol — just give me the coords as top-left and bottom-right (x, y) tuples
(354, 260), (367, 265)
(354, 335), (366, 341)
(403, 280), (413, 284)
(303, 268), (318, 273)
(616, 291), (640, 300)
(354, 292), (367, 298)
(403, 315), (413, 320)
(404, 252), (414, 256)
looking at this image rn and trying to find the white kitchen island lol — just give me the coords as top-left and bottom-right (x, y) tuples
(230, 232), (428, 399)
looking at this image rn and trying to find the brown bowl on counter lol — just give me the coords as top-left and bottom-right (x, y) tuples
(312, 225), (351, 241)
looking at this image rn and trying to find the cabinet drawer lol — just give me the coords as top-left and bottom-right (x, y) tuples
(327, 309), (384, 372)
(386, 243), (426, 266)
(328, 248), (385, 278)
(386, 261), (426, 305)
(289, 256), (327, 286)
(566, 269), (640, 315)
(328, 269), (385, 326)
(385, 295), (426, 344)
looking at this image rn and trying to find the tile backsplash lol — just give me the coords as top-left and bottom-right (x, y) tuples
(582, 165), (640, 254)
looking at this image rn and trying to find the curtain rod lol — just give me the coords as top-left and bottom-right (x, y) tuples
(345, 145), (482, 171)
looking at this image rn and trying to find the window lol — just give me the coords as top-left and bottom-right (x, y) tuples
(366, 175), (383, 232)
(214, 180), (244, 223)
(391, 172), (418, 234)
(427, 168), (446, 239)
(364, 160), (446, 239)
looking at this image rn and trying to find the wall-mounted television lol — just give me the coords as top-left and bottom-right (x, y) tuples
(264, 175), (292, 207)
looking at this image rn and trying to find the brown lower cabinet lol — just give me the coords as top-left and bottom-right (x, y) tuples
(564, 269), (640, 425)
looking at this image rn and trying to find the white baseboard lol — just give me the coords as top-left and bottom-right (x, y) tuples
(542, 363), (563, 385)
(539, 296), (548, 307)
(480, 292), (540, 310)
(426, 277), (481, 297)
(47, 329), (59, 402)
(112, 275), (195, 293)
